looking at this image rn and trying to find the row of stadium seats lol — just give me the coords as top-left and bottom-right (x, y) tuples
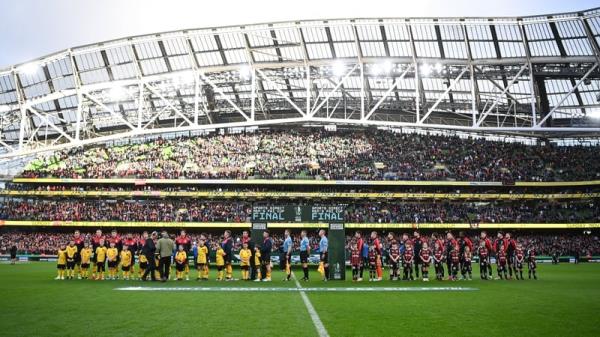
(1, 230), (598, 257)
(0, 199), (598, 223)
(19, 130), (600, 182)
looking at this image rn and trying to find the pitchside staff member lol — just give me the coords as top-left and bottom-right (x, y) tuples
(141, 231), (157, 281)
(299, 230), (310, 281)
(318, 229), (329, 281)
(10, 243), (17, 265)
(260, 231), (273, 282)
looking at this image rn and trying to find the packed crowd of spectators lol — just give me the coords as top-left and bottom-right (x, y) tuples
(0, 199), (598, 223)
(19, 130), (600, 182)
(1, 230), (598, 257)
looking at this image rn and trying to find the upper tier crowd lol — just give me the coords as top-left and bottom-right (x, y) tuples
(1, 230), (598, 257)
(19, 130), (600, 182)
(0, 199), (598, 223)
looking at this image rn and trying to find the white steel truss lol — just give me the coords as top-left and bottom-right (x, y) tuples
(1, 8), (600, 159)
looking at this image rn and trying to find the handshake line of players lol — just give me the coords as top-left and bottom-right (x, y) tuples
(55, 238), (263, 281)
(348, 232), (539, 282)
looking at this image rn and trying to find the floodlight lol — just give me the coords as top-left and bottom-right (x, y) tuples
(332, 61), (346, 77)
(108, 86), (128, 101)
(239, 65), (251, 80)
(434, 63), (443, 73)
(587, 108), (600, 119)
(420, 64), (433, 77)
(381, 60), (393, 73)
(18, 62), (39, 75)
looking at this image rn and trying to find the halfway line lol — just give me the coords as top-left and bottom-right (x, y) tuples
(294, 274), (330, 337)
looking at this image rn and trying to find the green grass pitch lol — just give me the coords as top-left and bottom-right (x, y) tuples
(0, 262), (598, 337)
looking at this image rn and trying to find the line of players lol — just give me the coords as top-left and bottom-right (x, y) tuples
(54, 229), (279, 282)
(348, 230), (538, 282)
(54, 228), (538, 282)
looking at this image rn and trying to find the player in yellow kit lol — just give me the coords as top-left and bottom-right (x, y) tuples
(56, 244), (67, 280)
(65, 241), (78, 279)
(239, 242), (252, 280)
(95, 239), (107, 280)
(138, 252), (148, 280)
(106, 242), (119, 280)
(215, 245), (226, 281)
(120, 245), (133, 280)
(253, 246), (262, 281)
(196, 239), (209, 281)
(79, 242), (92, 279)
(175, 245), (187, 281)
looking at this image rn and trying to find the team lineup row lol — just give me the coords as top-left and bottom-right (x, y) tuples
(50, 229), (538, 282)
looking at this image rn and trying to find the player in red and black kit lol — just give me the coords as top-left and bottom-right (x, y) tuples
(402, 242), (414, 281)
(433, 240), (445, 281)
(431, 232), (445, 279)
(123, 233), (138, 278)
(368, 246), (377, 281)
(445, 232), (458, 280)
(480, 231), (493, 278)
(458, 231), (473, 280)
(354, 231), (365, 281)
(350, 241), (361, 281)
(370, 231), (383, 281)
(91, 229), (104, 279)
(449, 245), (460, 280)
(73, 230), (85, 279)
(478, 241), (489, 280)
(515, 243), (525, 280)
(175, 230), (192, 280)
(497, 243), (508, 280)
(412, 231), (423, 278)
(419, 242), (432, 282)
(493, 232), (505, 280)
(388, 240), (400, 281)
(462, 246), (473, 280)
(504, 233), (517, 280)
(527, 245), (538, 280)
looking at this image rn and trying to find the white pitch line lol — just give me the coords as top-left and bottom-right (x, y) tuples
(293, 275), (330, 337)
(114, 286), (479, 292)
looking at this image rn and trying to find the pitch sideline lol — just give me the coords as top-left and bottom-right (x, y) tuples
(114, 286), (479, 292)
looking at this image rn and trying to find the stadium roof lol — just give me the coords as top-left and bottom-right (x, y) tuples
(1, 7), (600, 158)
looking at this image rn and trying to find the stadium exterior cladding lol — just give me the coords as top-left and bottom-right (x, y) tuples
(1, 8), (600, 158)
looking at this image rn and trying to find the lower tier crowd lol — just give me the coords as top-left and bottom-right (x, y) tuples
(1, 199), (598, 223)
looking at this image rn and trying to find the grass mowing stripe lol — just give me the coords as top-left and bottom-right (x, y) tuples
(294, 273), (330, 337)
(114, 286), (479, 292)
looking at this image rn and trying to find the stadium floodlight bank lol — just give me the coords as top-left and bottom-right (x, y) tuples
(1, 8), (600, 159)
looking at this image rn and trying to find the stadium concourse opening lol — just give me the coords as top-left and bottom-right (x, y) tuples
(1, 4), (600, 337)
